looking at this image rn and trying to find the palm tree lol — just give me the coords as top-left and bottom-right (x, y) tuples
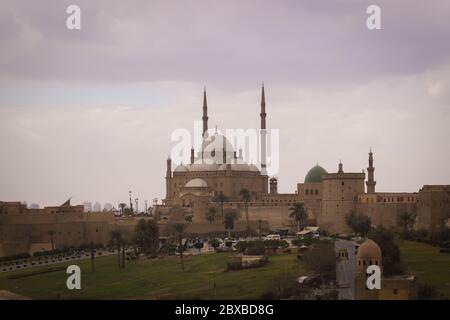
(223, 209), (239, 238)
(239, 188), (251, 226)
(205, 207), (217, 224)
(214, 193), (228, 220)
(397, 211), (417, 232)
(48, 230), (55, 250)
(110, 230), (124, 269)
(121, 239), (128, 269)
(171, 223), (188, 271)
(289, 203), (307, 233)
(90, 242), (95, 272)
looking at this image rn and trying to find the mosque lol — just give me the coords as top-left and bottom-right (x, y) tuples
(1, 85), (448, 257)
(159, 85), (450, 235)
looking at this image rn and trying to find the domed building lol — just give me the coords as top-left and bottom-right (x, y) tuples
(295, 164), (328, 223)
(355, 239), (417, 300)
(304, 165), (328, 183)
(158, 85), (440, 237)
(356, 239), (383, 274)
(163, 87), (270, 220)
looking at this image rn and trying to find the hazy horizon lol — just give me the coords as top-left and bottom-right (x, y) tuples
(1, 0), (450, 206)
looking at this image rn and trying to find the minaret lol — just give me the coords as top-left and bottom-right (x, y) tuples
(269, 177), (278, 194)
(366, 148), (376, 193)
(260, 82), (267, 175)
(165, 157), (172, 200)
(338, 160), (343, 174)
(202, 87), (208, 137)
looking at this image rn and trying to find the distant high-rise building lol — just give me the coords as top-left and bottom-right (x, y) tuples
(83, 201), (92, 213)
(103, 203), (113, 212)
(92, 202), (102, 212)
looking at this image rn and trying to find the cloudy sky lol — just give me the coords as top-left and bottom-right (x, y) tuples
(1, 0), (449, 208)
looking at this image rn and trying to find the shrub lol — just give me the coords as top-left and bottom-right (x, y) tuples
(264, 239), (289, 253)
(158, 243), (176, 255)
(292, 238), (315, 247)
(208, 239), (220, 251)
(235, 241), (266, 255)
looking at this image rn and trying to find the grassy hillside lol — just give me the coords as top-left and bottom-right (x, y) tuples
(0, 252), (305, 299)
(399, 240), (450, 298)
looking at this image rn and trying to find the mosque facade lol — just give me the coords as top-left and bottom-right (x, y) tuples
(161, 86), (450, 234)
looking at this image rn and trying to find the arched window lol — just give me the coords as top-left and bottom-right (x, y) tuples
(305, 189), (309, 195)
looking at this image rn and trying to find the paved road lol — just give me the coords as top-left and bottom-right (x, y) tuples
(335, 239), (357, 300)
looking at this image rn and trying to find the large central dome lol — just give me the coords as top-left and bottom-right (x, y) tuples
(201, 132), (235, 162)
(304, 165), (328, 183)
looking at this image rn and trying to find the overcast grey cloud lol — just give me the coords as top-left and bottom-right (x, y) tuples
(0, 0), (449, 206)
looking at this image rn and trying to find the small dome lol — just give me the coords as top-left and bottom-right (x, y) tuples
(357, 239), (382, 260)
(174, 165), (189, 172)
(185, 178), (208, 188)
(304, 165), (328, 183)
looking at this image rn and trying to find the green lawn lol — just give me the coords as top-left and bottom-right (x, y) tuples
(399, 240), (450, 297)
(0, 253), (305, 300)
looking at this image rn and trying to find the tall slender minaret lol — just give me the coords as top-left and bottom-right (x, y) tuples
(260, 82), (267, 175)
(165, 157), (172, 200)
(338, 160), (344, 174)
(202, 87), (208, 137)
(366, 148), (376, 193)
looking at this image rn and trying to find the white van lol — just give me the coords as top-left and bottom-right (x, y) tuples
(265, 234), (281, 240)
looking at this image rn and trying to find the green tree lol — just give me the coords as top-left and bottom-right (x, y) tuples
(185, 215), (193, 223)
(214, 193), (228, 220)
(368, 227), (403, 276)
(171, 223), (188, 271)
(205, 207), (217, 224)
(345, 211), (371, 237)
(397, 211), (417, 232)
(289, 203), (307, 233)
(239, 188), (251, 226)
(223, 209), (239, 238)
(304, 242), (336, 283)
(134, 219), (159, 255)
(109, 230), (124, 269)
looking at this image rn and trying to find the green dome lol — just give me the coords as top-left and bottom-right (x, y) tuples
(304, 165), (328, 183)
